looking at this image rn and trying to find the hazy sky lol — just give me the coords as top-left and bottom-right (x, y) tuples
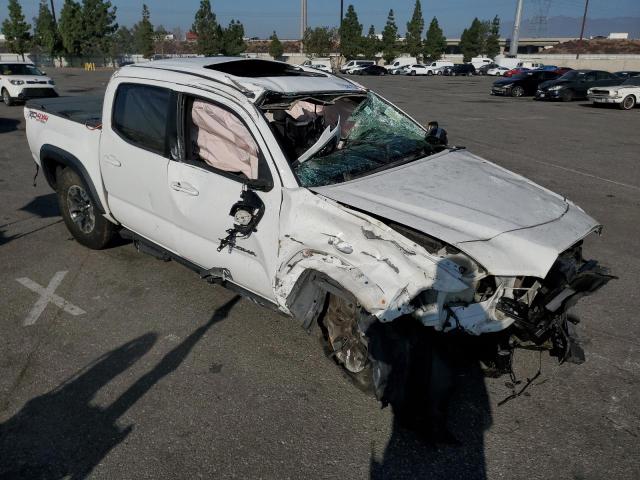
(2, 0), (640, 39)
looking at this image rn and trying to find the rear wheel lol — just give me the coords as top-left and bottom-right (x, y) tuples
(57, 167), (115, 249)
(410, 70), (416, 76)
(620, 95), (636, 110)
(511, 85), (525, 97)
(2, 89), (14, 106)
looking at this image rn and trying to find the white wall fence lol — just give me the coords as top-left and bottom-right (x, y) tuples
(3, 51), (640, 72)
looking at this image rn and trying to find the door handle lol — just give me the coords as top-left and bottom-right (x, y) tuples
(103, 154), (121, 167)
(170, 181), (199, 196)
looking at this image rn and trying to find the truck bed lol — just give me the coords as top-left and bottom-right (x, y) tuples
(26, 95), (103, 126)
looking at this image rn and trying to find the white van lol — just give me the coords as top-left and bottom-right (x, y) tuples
(470, 57), (493, 70)
(339, 59), (375, 74)
(517, 61), (545, 70)
(424, 60), (453, 75)
(385, 57), (417, 73)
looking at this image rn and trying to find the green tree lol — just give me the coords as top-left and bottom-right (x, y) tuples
(303, 27), (335, 58)
(381, 9), (398, 64)
(269, 31), (284, 59)
(109, 25), (133, 63)
(221, 19), (246, 56)
(339, 4), (362, 60)
(33, 0), (61, 59)
(80, 0), (117, 56)
(459, 17), (483, 62)
(405, 0), (424, 59)
(361, 25), (379, 59)
(133, 4), (154, 58)
(1, 0), (31, 60)
(192, 0), (220, 56)
(485, 15), (501, 59)
(423, 17), (446, 61)
(59, 0), (84, 57)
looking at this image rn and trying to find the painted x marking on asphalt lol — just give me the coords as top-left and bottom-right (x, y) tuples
(16, 271), (86, 326)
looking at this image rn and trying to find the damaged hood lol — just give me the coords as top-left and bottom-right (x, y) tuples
(311, 149), (600, 277)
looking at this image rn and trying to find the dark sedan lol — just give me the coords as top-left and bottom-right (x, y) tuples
(492, 70), (561, 97)
(535, 70), (622, 101)
(443, 64), (476, 76)
(613, 71), (640, 80)
(355, 65), (387, 76)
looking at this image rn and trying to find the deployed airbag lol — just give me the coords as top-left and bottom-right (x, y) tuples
(191, 100), (259, 179)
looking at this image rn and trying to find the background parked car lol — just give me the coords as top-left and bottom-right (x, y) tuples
(503, 67), (530, 77)
(535, 70), (621, 101)
(310, 64), (332, 73)
(0, 61), (57, 105)
(355, 65), (388, 76)
(340, 60), (374, 74)
(588, 76), (640, 110)
(551, 67), (573, 76)
(613, 71), (640, 80)
(492, 70), (560, 97)
(385, 57), (417, 73)
(487, 66), (510, 76)
(406, 64), (430, 76)
(443, 64), (476, 76)
(423, 60), (453, 75)
(477, 63), (498, 75)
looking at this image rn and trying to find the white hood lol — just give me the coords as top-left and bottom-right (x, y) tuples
(6, 75), (52, 84)
(311, 149), (600, 278)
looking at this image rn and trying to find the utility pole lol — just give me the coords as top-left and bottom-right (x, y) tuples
(50, 0), (57, 24)
(340, 0), (344, 24)
(300, 0), (307, 53)
(509, 0), (524, 57)
(577, 0), (590, 59)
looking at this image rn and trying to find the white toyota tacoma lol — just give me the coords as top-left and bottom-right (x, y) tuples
(1, 61), (57, 106)
(24, 58), (612, 428)
(588, 75), (640, 110)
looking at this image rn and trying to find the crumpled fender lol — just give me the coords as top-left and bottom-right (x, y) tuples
(275, 188), (470, 322)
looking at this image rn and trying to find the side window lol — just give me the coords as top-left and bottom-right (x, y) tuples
(584, 72), (597, 82)
(112, 84), (171, 155)
(596, 71), (611, 81)
(186, 98), (261, 181)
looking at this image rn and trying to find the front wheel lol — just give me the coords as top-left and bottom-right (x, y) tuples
(410, 70), (416, 76)
(57, 167), (115, 249)
(2, 89), (14, 106)
(620, 95), (636, 110)
(511, 85), (525, 97)
(561, 89), (574, 102)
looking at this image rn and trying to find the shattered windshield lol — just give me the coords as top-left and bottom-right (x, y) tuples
(263, 92), (434, 188)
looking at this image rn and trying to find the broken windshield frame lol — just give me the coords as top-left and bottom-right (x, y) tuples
(261, 91), (436, 188)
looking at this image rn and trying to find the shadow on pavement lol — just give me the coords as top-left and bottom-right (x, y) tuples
(0, 194), (60, 247)
(0, 118), (20, 133)
(0, 296), (240, 479)
(370, 358), (491, 479)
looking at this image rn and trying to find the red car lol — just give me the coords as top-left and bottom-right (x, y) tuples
(553, 67), (573, 76)
(503, 67), (530, 77)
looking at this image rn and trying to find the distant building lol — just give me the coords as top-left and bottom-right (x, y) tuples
(186, 31), (198, 42)
(608, 32), (629, 40)
(0, 34), (5, 43)
(164, 34), (175, 41)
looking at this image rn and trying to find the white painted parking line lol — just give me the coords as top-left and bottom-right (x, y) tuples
(16, 271), (86, 326)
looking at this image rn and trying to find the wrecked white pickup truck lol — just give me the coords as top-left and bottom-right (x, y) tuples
(25, 58), (612, 424)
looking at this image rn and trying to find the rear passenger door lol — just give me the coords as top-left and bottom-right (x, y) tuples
(100, 80), (180, 252)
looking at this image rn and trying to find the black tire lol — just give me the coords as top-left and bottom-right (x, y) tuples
(511, 85), (525, 97)
(57, 167), (115, 249)
(410, 70), (416, 76)
(2, 88), (14, 106)
(561, 89), (573, 102)
(619, 95), (636, 110)
(428, 71), (433, 76)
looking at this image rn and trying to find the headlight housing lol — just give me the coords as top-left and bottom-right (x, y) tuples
(548, 85), (564, 91)
(48, 80), (55, 85)
(611, 90), (620, 98)
(9, 79), (24, 85)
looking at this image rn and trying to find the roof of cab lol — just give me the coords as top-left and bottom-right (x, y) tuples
(126, 57), (364, 97)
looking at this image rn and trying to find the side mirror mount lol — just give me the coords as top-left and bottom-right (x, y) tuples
(245, 177), (273, 192)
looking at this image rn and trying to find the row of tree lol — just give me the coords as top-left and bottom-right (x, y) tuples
(325, 1), (500, 63)
(1, 0), (247, 62)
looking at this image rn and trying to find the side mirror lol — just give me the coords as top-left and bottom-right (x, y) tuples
(41, 71), (46, 75)
(425, 121), (448, 146)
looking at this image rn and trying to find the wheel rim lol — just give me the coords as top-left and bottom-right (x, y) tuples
(67, 185), (95, 234)
(623, 96), (635, 109)
(3, 91), (8, 103)
(513, 87), (524, 97)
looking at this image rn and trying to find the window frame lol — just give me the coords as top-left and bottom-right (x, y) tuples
(111, 82), (176, 158)
(176, 92), (274, 190)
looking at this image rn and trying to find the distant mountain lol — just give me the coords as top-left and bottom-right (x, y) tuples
(500, 16), (640, 39)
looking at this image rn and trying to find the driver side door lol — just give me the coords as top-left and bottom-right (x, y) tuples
(166, 90), (281, 302)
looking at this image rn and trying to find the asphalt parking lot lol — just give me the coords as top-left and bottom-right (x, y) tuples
(1, 69), (639, 479)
